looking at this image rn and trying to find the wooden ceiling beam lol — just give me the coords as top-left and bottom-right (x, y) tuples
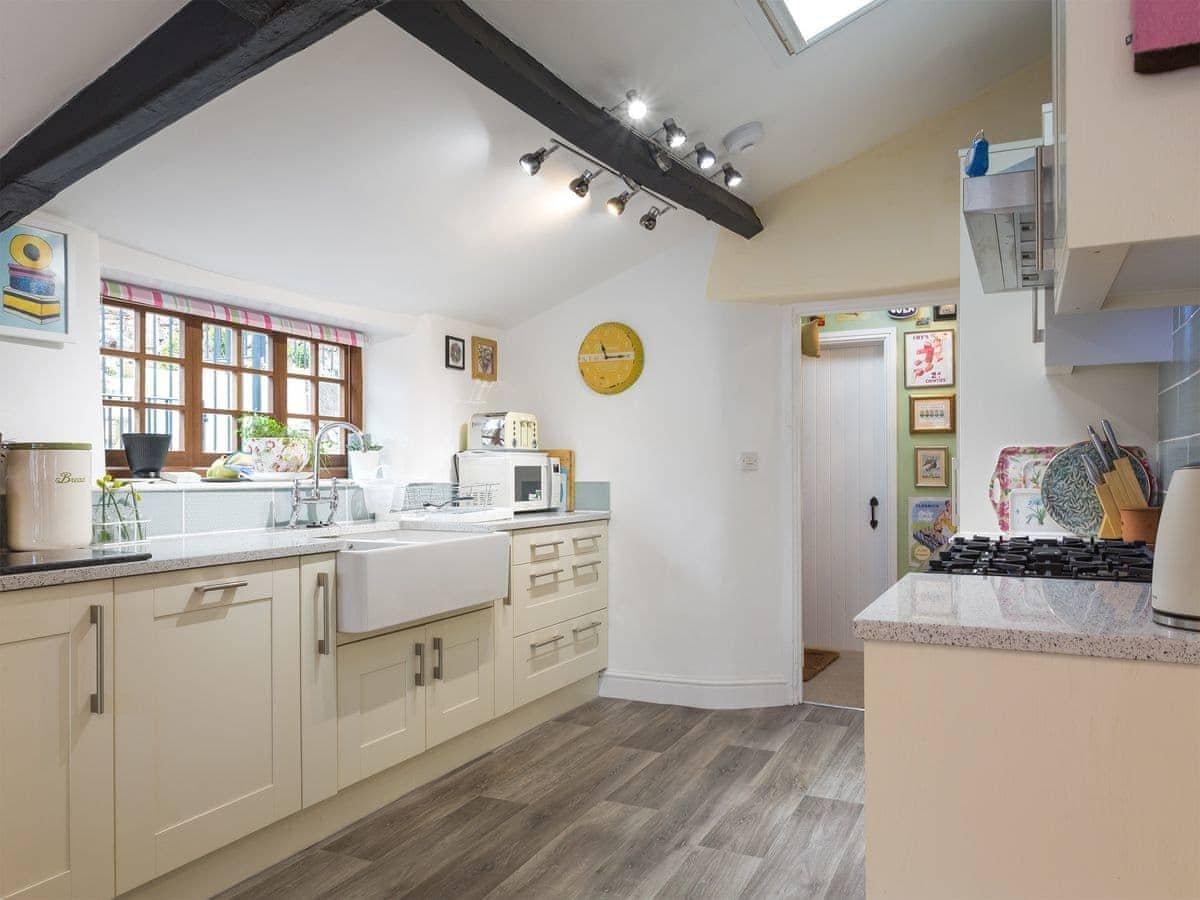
(377, 0), (763, 239)
(0, 0), (385, 231)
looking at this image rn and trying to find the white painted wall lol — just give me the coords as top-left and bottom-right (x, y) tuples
(504, 235), (794, 708)
(957, 215), (1159, 533)
(0, 212), (105, 476)
(364, 314), (512, 483)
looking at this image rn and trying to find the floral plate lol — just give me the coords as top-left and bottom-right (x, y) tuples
(1040, 442), (1152, 537)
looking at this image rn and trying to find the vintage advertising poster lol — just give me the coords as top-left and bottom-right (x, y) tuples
(909, 496), (954, 568)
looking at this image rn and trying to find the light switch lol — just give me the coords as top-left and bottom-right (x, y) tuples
(738, 451), (760, 471)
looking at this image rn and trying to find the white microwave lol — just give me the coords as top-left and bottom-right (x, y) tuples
(455, 450), (561, 513)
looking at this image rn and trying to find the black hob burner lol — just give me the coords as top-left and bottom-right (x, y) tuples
(928, 535), (1154, 582)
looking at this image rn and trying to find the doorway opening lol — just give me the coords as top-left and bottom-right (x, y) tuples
(798, 324), (896, 709)
(793, 301), (961, 709)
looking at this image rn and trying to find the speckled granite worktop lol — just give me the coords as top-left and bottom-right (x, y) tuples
(0, 511), (610, 592)
(854, 572), (1200, 665)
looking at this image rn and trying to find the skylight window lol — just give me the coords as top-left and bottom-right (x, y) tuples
(752, 0), (881, 57)
(782, 0), (875, 42)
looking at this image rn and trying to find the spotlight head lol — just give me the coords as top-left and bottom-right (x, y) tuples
(663, 118), (687, 149)
(625, 90), (647, 121)
(607, 191), (632, 216)
(639, 207), (661, 231)
(722, 163), (743, 188)
(568, 169), (597, 198)
(694, 143), (716, 170)
(519, 147), (549, 176)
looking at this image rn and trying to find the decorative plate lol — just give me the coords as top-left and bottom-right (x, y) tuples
(1040, 442), (1152, 537)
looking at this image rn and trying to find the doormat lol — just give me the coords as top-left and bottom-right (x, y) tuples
(803, 647), (840, 682)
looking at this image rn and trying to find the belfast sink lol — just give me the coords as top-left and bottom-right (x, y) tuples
(336, 530), (510, 632)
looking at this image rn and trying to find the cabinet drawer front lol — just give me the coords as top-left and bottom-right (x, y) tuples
(511, 522), (607, 566)
(514, 610), (608, 708)
(0, 583), (75, 645)
(511, 552), (607, 636)
(118, 560), (275, 619)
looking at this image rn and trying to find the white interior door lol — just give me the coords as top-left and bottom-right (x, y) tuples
(801, 339), (891, 651)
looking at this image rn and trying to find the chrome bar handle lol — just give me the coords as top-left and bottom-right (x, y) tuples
(572, 560), (602, 574)
(1034, 144), (1045, 274)
(197, 580), (248, 593)
(531, 539), (564, 550)
(529, 568), (564, 584)
(573, 534), (603, 543)
(530, 634), (564, 650)
(432, 637), (443, 680)
(414, 642), (425, 686)
(571, 620), (603, 637)
(317, 572), (332, 655)
(90, 605), (104, 715)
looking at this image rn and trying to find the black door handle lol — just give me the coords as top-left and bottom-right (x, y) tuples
(869, 497), (879, 530)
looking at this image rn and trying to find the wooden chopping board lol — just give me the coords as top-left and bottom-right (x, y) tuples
(544, 448), (575, 512)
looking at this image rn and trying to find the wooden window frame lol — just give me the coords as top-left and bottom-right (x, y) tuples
(101, 300), (363, 477)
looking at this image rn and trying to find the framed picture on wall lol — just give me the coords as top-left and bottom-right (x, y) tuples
(445, 335), (465, 370)
(910, 395), (956, 434)
(933, 303), (958, 321)
(909, 496), (954, 568)
(0, 222), (70, 345)
(471, 336), (498, 381)
(914, 446), (950, 487)
(904, 329), (955, 388)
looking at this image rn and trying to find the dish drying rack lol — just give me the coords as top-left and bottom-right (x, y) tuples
(400, 482), (500, 512)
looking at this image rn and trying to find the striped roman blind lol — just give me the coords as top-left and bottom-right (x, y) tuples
(99, 279), (365, 347)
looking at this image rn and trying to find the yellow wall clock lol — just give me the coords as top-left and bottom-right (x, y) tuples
(578, 321), (645, 395)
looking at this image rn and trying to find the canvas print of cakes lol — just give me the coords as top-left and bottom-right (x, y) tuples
(0, 224), (68, 335)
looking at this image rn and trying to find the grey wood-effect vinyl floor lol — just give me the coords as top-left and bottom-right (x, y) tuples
(220, 700), (865, 900)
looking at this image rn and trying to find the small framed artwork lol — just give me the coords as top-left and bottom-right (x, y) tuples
(904, 329), (955, 388)
(910, 394), (956, 434)
(0, 222), (71, 344)
(933, 303), (958, 321)
(471, 336), (498, 382)
(445, 335), (465, 370)
(914, 446), (949, 487)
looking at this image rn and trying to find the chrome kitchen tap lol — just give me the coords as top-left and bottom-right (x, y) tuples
(289, 421), (364, 528)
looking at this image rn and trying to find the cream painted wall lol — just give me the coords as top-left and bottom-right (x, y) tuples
(504, 235), (794, 709)
(363, 314), (511, 484)
(957, 204), (1158, 533)
(0, 212), (105, 476)
(707, 58), (1051, 305)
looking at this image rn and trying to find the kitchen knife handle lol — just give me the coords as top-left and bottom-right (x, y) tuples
(1088, 426), (1112, 470)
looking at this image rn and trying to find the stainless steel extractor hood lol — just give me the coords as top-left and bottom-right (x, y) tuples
(963, 145), (1055, 293)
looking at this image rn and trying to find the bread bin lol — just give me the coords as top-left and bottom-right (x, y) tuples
(1151, 465), (1200, 631)
(4, 442), (93, 550)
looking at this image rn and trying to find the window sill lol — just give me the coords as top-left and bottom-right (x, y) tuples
(117, 477), (365, 493)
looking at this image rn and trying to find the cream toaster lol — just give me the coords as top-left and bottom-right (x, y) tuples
(467, 412), (539, 450)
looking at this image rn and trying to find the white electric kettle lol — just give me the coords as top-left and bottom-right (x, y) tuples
(1152, 465), (1200, 631)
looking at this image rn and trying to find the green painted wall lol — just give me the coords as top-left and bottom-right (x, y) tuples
(819, 307), (958, 578)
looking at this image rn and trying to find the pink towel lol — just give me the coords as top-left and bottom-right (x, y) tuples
(1130, 0), (1200, 72)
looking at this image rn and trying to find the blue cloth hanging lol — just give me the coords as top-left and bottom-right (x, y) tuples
(963, 130), (989, 177)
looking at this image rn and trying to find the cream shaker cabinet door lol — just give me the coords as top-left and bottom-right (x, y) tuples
(337, 625), (427, 789)
(300, 555), (338, 808)
(113, 560), (301, 893)
(426, 608), (494, 749)
(0, 581), (114, 900)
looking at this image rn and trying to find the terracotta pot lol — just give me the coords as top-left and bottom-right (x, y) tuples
(1119, 506), (1162, 545)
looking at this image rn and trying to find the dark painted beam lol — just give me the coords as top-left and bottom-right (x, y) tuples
(0, 0), (384, 230)
(378, 1), (763, 239)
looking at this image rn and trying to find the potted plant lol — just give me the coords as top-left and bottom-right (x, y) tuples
(239, 415), (311, 473)
(347, 432), (384, 481)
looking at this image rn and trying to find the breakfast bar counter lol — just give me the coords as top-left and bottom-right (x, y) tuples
(855, 572), (1200, 899)
(853, 571), (1200, 664)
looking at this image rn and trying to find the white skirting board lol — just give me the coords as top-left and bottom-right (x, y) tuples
(599, 669), (792, 709)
